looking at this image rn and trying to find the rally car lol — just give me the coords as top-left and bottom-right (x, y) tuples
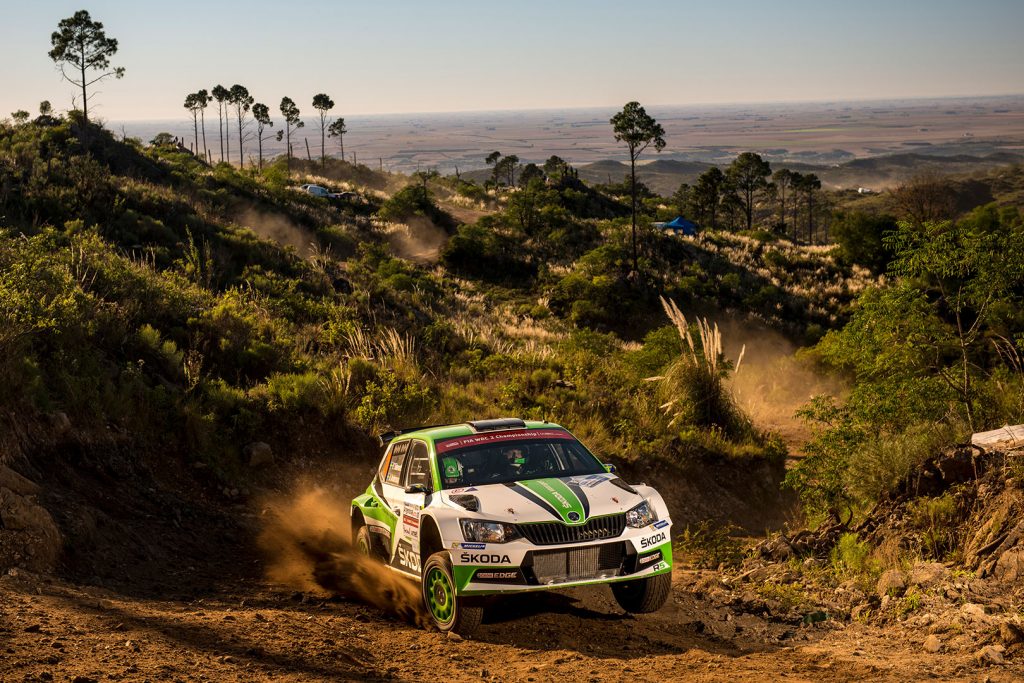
(351, 418), (673, 634)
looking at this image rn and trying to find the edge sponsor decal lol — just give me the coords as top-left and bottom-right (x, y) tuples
(654, 520), (670, 529)
(460, 542), (486, 550)
(473, 569), (523, 582)
(459, 552), (512, 564)
(640, 531), (667, 549)
(638, 550), (663, 566)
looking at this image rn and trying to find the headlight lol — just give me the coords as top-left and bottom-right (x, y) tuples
(460, 519), (520, 544)
(625, 501), (657, 528)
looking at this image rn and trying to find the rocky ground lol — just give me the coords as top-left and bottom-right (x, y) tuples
(5, 563), (1023, 683)
(4, 425), (1024, 681)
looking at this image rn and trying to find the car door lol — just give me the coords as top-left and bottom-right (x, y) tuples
(392, 439), (431, 575)
(379, 440), (410, 556)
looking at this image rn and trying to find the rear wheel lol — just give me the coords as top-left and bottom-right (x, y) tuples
(422, 551), (484, 635)
(355, 525), (385, 562)
(611, 572), (672, 613)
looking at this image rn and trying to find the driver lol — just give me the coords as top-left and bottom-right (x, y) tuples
(493, 446), (526, 479)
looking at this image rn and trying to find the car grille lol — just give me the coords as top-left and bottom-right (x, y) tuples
(529, 543), (625, 585)
(517, 514), (626, 546)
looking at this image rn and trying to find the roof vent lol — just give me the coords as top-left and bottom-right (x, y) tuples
(466, 418), (527, 433)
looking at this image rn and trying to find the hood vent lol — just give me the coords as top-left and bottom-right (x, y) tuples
(449, 494), (480, 512)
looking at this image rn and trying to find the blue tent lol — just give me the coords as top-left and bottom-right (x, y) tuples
(662, 216), (698, 236)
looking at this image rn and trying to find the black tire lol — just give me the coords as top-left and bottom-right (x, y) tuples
(611, 572), (672, 613)
(421, 551), (484, 636)
(355, 525), (383, 562)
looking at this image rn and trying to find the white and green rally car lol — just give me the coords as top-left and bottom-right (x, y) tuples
(351, 418), (673, 634)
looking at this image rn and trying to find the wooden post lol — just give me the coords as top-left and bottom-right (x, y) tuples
(305, 138), (312, 162)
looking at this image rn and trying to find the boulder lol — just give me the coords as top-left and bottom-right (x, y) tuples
(976, 644), (1005, 665)
(0, 466), (40, 497)
(994, 548), (1024, 583)
(923, 634), (942, 653)
(876, 569), (908, 597)
(909, 562), (949, 588)
(1000, 622), (1024, 646)
(960, 603), (992, 624)
(245, 442), (274, 468)
(0, 487), (62, 573)
(47, 411), (71, 435)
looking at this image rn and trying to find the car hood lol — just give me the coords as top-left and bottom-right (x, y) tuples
(441, 472), (645, 524)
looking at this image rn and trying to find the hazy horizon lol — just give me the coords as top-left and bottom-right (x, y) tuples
(4, 1), (1023, 121)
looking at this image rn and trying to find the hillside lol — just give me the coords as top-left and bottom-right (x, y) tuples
(4, 112), (1024, 680)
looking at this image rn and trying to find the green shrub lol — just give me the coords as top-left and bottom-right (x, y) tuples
(675, 520), (744, 569)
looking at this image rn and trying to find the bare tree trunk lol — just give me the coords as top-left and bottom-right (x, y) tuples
(305, 137), (312, 162)
(200, 110), (208, 161)
(630, 151), (638, 276)
(193, 113), (199, 158)
(237, 110), (244, 169)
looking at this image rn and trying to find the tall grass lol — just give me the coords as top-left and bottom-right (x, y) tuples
(655, 296), (750, 436)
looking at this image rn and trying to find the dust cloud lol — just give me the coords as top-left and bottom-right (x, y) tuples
(720, 320), (846, 455)
(258, 485), (429, 627)
(236, 207), (317, 258)
(385, 216), (448, 263)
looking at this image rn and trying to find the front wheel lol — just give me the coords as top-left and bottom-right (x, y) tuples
(421, 551), (484, 635)
(611, 572), (672, 613)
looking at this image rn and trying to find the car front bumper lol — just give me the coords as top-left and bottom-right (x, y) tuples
(451, 521), (672, 595)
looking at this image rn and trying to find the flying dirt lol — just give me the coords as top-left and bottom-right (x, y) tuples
(258, 485), (430, 628)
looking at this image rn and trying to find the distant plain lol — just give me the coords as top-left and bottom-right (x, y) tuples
(119, 95), (1024, 188)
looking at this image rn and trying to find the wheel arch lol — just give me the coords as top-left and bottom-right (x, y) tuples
(419, 514), (445, 561)
(350, 505), (366, 540)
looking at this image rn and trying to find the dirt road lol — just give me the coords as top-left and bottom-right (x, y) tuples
(4, 562), (1018, 683)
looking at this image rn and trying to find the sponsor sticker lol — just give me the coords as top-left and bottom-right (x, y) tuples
(654, 520), (670, 529)
(640, 531), (667, 549)
(460, 542), (486, 550)
(639, 550), (663, 565)
(459, 552), (512, 564)
(475, 571), (520, 581)
(436, 429), (574, 454)
(402, 503), (420, 539)
(567, 474), (607, 489)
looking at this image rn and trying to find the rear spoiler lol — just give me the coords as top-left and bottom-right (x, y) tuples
(377, 423), (451, 447)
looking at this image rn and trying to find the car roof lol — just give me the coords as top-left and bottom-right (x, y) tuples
(390, 420), (566, 446)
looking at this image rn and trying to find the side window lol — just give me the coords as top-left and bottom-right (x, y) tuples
(404, 441), (432, 491)
(385, 441), (409, 485)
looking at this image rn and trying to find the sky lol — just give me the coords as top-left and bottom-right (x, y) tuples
(2, 0), (1023, 121)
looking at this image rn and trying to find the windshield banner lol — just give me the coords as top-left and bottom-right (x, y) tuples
(435, 428), (574, 453)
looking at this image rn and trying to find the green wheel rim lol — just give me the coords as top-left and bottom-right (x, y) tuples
(426, 567), (455, 625)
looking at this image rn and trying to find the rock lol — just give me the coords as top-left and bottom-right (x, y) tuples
(876, 569), (907, 597)
(47, 411), (71, 435)
(994, 548), (1024, 583)
(0, 487), (62, 573)
(976, 644), (1005, 665)
(909, 562), (949, 588)
(0, 466), (40, 497)
(961, 603), (991, 623)
(447, 631), (463, 642)
(923, 634), (942, 653)
(1000, 622), (1024, 645)
(245, 442), (274, 468)
(739, 564), (778, 583)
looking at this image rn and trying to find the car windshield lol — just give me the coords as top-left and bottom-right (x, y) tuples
(435, 432), (605, 489)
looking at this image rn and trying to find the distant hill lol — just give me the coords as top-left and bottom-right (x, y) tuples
(573, 151), (1024, 196)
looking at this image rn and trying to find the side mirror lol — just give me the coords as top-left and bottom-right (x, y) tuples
(604, 463), (616, 474)
(405, 483), (430, 495)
